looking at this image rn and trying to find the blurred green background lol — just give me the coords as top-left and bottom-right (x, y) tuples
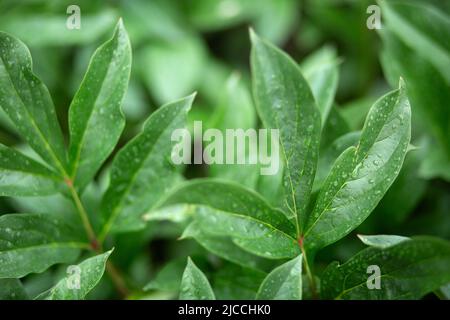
(0, 0), (448, 299)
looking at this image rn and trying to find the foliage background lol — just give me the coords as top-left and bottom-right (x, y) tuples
(0, 0), (448, 299)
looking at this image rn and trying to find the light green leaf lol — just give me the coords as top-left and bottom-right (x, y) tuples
(0, 32), (67, 174)
(304, 81), (411, 251)
(256, 254), (302, 300)
(301, 46), (339, 124)
(252, 0), (299, 45)
(138, 36), (206, 104)
(208, 73), (259, 189)
(380, 23), (449, 157)
(380, 0), (450, 84)
(0, 213), (88, 278)
(68, 20), (132, 190)
(0, 144), (61, 196)
(37, 250), (112, 300)
(179, 257), (215, 300)
(250, 30), (321, 231)
(357, 234), (409, 249)
(321, 237), (450, 299)
(0, 279), (29, 300)
(100, 95), (194, 238)
(0, 10), (117, 47)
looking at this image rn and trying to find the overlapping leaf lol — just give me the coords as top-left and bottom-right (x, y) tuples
(0, 32), (67, 174)
(0, 213), (88, 278)
(151, 179), (298, 259)
(321, 237), (450, 299)
(100, 95), (193, 237)
(0, 144), (61, 196)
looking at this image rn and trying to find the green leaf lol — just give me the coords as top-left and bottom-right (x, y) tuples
(100, 94), (194, 237)
(313, 131), (360, 192)
(158, 179), (296, 237)
(380, 0), (450, 84)
(321, 237), (450, 299)
(250, 30), (321, 231)
(193, 206), (299, 259)
(0, 213), (88, 278)
(179, 257), (215, 300)
(37, 250), (112, 300)
(375, 147), (428, 223)
(301, 46), (339, 124)
(144, 258), (186, 293)
(357, 234), (410, 249)
(0, 279), (29, 300)
(0, 144), (61, 196)
(68, 20), (132, 190)
(138, 36), (206, 104)
(380, 24), (450, 158)
(256, 254), (302, 300)
(304, 81), (411, 251)
(181, 222), (274, 271)
(208, 73), (259, 189)
(155, 179), (298, 259)
(213, 263), (266, 299)
(0, 10), (117, 47)
(0, 32), (67, 174)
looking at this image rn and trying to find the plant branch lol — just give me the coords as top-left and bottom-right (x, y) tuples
(299, 236), (317, 299)
(65, 178), (130, 298)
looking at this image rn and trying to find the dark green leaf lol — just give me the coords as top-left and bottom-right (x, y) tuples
(0, 279), (29, 300)
(321, 237), (450, 299)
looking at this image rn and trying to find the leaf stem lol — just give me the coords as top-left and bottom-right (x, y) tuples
(299, 236), (317, 299)
(66, 178), (98, 249)
(65, 178), (130, 298)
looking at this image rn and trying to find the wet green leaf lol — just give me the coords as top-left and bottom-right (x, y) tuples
(0, 213), (87, 278)
(68, 20), (131, 190)
(0, 32), (67, 174)
(250, 30), (321, 230)
(357, 234), (409, 249)
(37, 250), (112, 300)
(321, 237), (450, 299)
(179, 257), (215, 300)
(100, 95), (193, 237)
(0, 144), (61, 196)
(304, 81), (411, 251)
(256, 254), (302, 300)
